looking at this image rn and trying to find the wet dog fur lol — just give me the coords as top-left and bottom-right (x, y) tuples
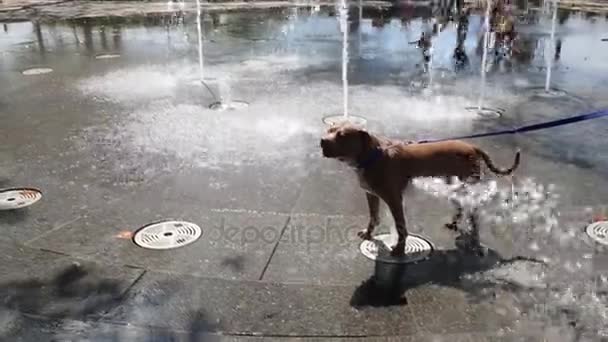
(320, 123), (520, 256)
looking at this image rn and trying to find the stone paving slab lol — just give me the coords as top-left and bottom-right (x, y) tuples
(26, 204), (290, 280)
(261, 196), (458, 285)
(5, 311), (569, 342)
(97, 265), (570, 338)
(102, 268), (518, 337)
(260, 214), (376, 285)
(0, 136), (174, 244)
(0, 238), (586, 341)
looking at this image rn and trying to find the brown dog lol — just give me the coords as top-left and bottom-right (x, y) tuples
(320, 123), (520, 256)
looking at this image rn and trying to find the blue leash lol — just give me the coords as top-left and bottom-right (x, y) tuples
(418, 108), (608, 144)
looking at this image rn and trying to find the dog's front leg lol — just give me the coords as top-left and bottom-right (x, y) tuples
(358, 192), (380, 240)
(385, 194), (408, 257)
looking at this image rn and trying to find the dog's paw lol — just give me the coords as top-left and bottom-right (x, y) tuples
(470, 244), (488, 257)
(357, 230), (373, 240)
(389, 243), (406, 257)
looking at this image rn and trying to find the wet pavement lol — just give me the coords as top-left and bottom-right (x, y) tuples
(2, 2), (608, 341)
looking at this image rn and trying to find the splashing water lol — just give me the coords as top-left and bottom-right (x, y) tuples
(413, 175), (608, 334)
(78, 66), (178, 103)
(339, 0), (349, 118)
(413, 177), (560, 247)
(477, 0), (492, 110)
(545, 0), (558, 92)
(196, 0), (204, 82)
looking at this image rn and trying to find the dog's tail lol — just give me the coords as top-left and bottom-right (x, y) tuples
(477, 148), (521, 175)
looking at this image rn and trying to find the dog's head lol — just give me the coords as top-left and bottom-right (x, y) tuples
(320, 122), (371, 161)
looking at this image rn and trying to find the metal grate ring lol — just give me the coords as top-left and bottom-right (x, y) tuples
(133, 220), (202, 250)
(586, 221), (608, 246)
(322, 114), (367, 126)
(0, 187), (42, 210)
(95, 54), (121, 59)
(22, 67), (53, 75)
(360, 233), (434, 264)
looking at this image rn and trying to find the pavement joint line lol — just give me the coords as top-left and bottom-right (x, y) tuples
(96, 269), (148, 322)
(118, 266), (367, 286)
(209, 207), (368, 219)
(118, 269), (147, 299)
(24, 216), (82, 246)
(258, 215), (291, 281)
(96, 317), (400, 339)
(5, 309), (525, 340)
(257, 162), (324, 281)
(37, 247), (71, 257)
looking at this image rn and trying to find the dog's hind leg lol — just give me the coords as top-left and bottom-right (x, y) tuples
(445, 200), (463, 231)
(465, 207), (486, 256)
(383, 192), (408, 257)
(464, 168), (485, 255)
(444, 176), (464, 231)
(358, 192), (380, 240)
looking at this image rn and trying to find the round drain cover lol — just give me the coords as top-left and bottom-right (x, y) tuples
(95, 54), (121, 59)
(586, 221), (608, 246)
(22, 67), (53, 76)
(465, 106), (504, 118)
(0, 187), (42, 210)
(360, 233), (434, 264)
(532, 88), (568, 98)
(208, 100), (249, 111)
(322, 114), (367, 126)
(133, 220), (202, 250)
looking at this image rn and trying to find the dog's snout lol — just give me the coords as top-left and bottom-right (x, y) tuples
(320, 138), (329, 148)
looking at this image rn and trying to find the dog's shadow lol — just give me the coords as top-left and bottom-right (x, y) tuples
(350, 245), (540, 308)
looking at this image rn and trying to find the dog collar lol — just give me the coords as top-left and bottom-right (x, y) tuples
(357, 148), (383, 170)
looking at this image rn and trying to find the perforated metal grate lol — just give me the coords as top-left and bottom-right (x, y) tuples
(95, 54), (121, 59)
(586, 221), (608, 246)
(0, 188), (42, 210)
(133, 220), (202, 250)
(360, 233), (433, 264)
(209, 100), (250, 111)
(22, 68), (53, 75)
(465, 106), (504, 119)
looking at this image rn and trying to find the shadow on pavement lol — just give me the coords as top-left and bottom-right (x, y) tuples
(0, 208), (29, 225)
(0, 263), (123, 319)
(350, 246), (543, 308)
(0, 264), (219, 341)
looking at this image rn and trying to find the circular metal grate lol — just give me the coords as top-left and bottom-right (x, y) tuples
(322, 114), (367, 126)
(586, 221), (608, 246)
(0, 188), (42, 210)
(208, 100), (249, 111)
(465, 106), (504, 119)
(133, 220), (202, 250)
(360, 233), (434, 264)
(533, 89), (568, 98)
(22, 67), (53, 76)
(95, 54), (121, 59)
